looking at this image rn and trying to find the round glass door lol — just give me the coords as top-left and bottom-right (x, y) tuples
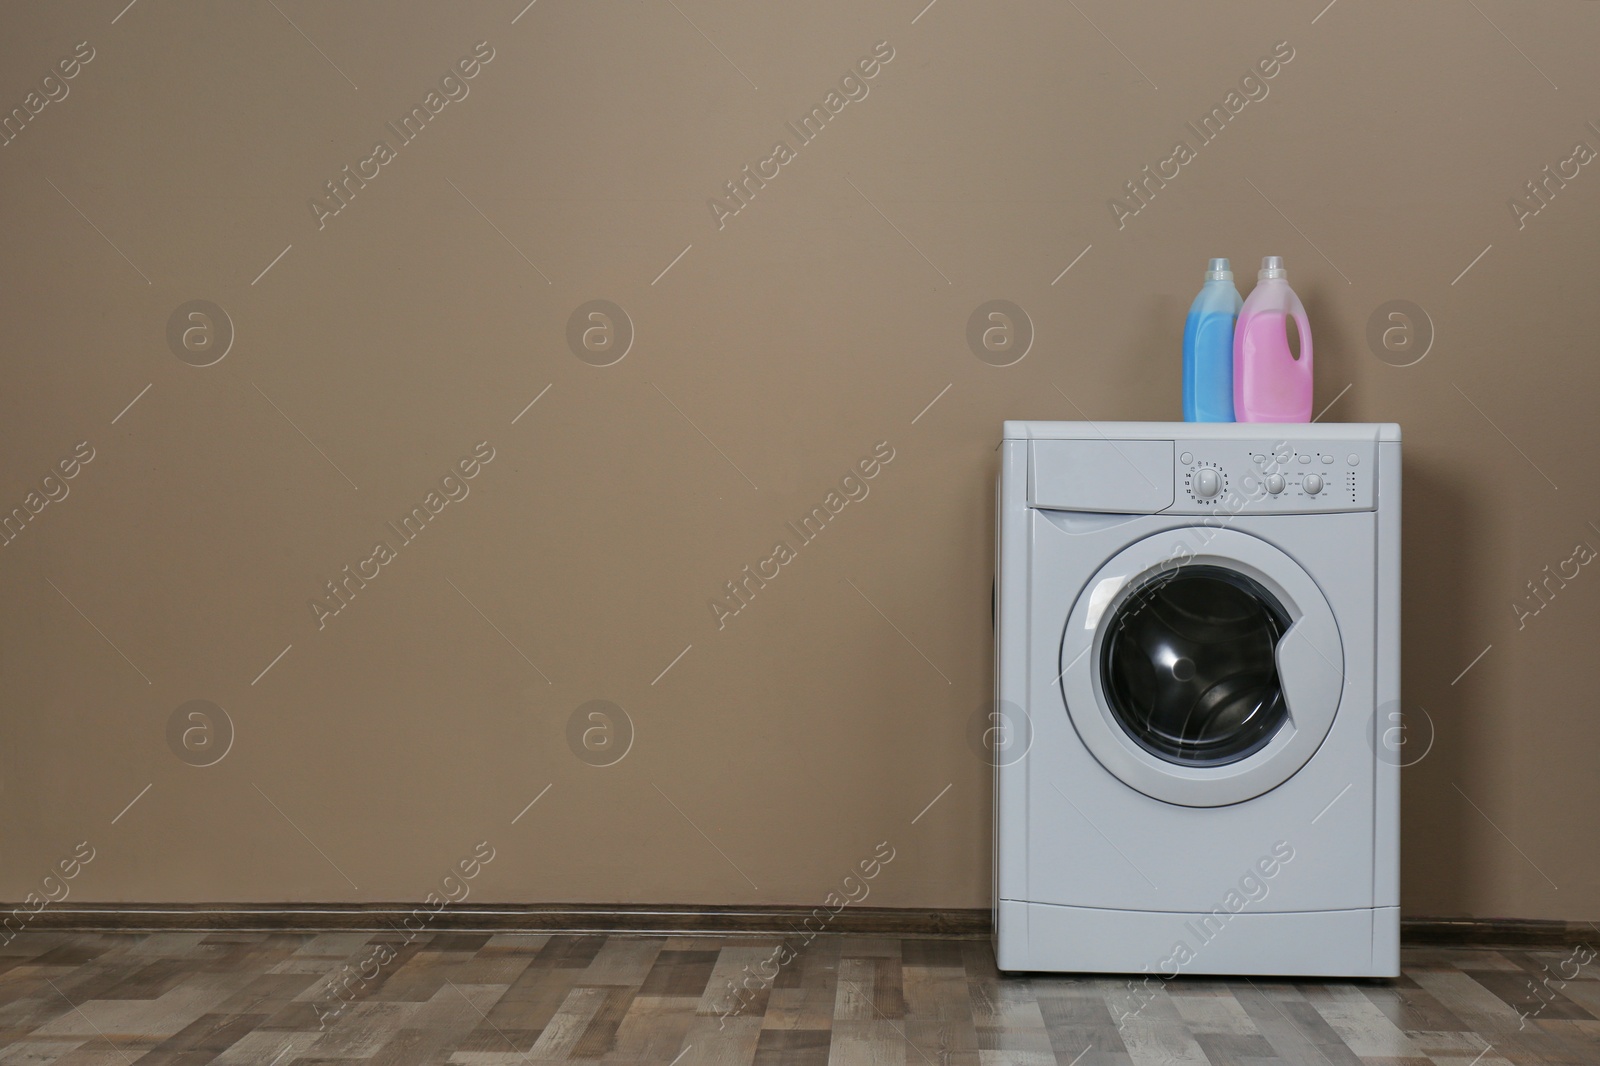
(1058, 528), (1344, 807)
(1099, 566), (1291, 766)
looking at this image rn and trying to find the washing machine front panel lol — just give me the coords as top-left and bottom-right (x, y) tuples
(1017, 508), (1381, 917)
(1059, 527), (1344, 808)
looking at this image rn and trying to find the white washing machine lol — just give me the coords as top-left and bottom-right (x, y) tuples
(994, 422), (1400, 977)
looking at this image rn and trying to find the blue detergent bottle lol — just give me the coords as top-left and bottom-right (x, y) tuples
(1182, 258), (1243, 422)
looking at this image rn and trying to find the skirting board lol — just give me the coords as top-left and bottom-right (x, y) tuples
(1402, 917), (1600, 948)
(0, 904), (990, 938)
(2, 906), (1593, 946)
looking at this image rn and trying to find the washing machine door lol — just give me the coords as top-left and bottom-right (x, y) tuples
(1059, 527), (1344, 807)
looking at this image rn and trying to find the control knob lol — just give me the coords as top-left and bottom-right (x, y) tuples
(1264, 473), (1285, 495)
(1192, 468), (1221, 499)
(1303, 473), (1324, 495)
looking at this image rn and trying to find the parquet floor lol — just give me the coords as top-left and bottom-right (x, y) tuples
(0, 930), (1595, 1064)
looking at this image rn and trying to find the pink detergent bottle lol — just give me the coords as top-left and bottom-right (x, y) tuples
(1233, 256), (1313, 422)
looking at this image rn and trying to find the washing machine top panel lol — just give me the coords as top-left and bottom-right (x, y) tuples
(1029, 435), (1382, 515)
(1004, 421), (1401, 442)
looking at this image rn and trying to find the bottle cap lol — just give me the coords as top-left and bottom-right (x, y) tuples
(1259, 256), (1287, 280)
(1205, 258), (1233, 281)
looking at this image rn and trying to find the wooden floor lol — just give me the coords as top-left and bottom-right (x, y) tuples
(0, 931), (1595, 1064)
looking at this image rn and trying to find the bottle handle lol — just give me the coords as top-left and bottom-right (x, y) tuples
(1288, 295), (1312, 371)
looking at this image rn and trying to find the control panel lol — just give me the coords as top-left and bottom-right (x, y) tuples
(1171, 439), (1376, 514)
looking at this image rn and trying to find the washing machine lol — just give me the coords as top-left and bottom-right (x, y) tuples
(993, 422), (1400, 977)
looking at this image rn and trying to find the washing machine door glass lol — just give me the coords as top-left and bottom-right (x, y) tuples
(1058, 527), (1345, 807)
(1100, 566), (1291, 766)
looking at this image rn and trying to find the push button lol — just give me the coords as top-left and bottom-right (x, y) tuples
(1179, 451), (1193, 465)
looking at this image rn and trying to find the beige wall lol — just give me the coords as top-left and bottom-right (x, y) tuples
(1, 1), (1597, 920)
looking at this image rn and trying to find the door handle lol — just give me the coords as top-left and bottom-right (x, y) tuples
(1275, 617), (1344, 727)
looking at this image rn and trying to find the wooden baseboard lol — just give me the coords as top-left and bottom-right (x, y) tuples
(7, 906), (1592, 947)
(1401, 917), (1599, 948)
(4, 903), (992, 938)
